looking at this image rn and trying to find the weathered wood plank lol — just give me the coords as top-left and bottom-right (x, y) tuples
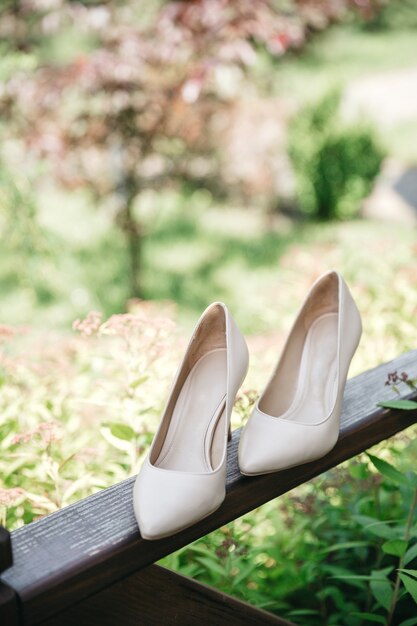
(0, 581), (21, 626)
(0, 526), (20, 624)
(2, 350), (417, 624)
(0, 526), (13, 573)
(42, 563), (295, 626)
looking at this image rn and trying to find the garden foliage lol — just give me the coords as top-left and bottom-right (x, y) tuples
(164, 447), (417, 625)
(0, 310), (177, 528)
(1, 312), (416, 624)
(367, 0), (417, 29)
(289, 91), (385, 220)
(0, 1), (416, 624)
(0, 0), (383, 295)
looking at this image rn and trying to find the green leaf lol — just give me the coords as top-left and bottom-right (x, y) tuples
(367, 453), (410, 486)
(378, 400), (417, 411)
(351, 614), (385, 624)
(399, 571), (417, 604)
(331, 574), (373, 581)
(138, 405), (157, 415)
(232, 562), (260, 588)
(399, 569), (417, 579)
(108, 423), (136, 441)
(370, 569), (394, 611)
(407, 473), (417, 489)
(321, 541), (368, 554)
(326, 565), (368, 589)
(286, 609), (322, 616)
(195, 557), (226, 579)
(332, 569), (392, 583)
(322, 541), (369, 554)
(354, 514), (401, 539)
(404, 543), (417, 566)
(399, 618), (417, 626)
(349, 463), (370, 479)
(382, 539), (408, 557)
(130, 375), (149, 389)
(188, 545), (216, 558)
(317, 585), (344, 604)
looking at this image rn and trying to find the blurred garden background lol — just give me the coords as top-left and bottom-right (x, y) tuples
(1, 0), (417, 624)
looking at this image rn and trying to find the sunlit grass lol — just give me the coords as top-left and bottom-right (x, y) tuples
(1, 187), (416, 385)
(270, 25), (417, 100)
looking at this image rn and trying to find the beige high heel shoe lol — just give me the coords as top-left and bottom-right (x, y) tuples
(133, 302), (249, 540)
(238, 271), (362, 475)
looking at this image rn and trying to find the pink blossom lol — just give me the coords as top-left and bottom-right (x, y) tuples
(0, 488), (25, 507)
(72, 311), (103, 337)
(11, 422), (60, 446)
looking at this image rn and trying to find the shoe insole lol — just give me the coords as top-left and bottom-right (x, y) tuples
(281, 312), (338, 425)
(156, 348), (227, 473)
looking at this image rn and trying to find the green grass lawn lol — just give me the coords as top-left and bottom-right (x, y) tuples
(269, 25), (417, 99)
(2, 184), (416, 384)
(145, 199), (417, 378)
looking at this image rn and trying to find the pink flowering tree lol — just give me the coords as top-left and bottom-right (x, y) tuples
(0, 0), (377, 297)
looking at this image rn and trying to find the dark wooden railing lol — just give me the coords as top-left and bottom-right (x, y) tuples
(1, 350), (417, 625)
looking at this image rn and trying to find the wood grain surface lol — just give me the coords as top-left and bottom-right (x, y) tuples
(0, 581), (20, 626)
(2, 350), (417, 624)
(0, 526), (19, 625)
(42, 563), (296, 626)
(0, 526), (13, 574)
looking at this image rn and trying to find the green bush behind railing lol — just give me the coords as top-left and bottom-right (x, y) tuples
(289, 91), (385, 221)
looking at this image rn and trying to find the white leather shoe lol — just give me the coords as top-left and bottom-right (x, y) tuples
(238, 271), (362, 475)
(133, 302), (249, 540)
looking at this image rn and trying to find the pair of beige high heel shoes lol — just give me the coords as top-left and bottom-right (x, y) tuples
(133, 271), (362, 540)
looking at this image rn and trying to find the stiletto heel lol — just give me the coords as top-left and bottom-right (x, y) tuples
(133, 302), (249, 539)
(238, 271), (362, 475)
(227, 423), (232, 442)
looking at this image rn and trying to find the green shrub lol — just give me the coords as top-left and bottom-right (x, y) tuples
(163, 443), (417, 625)
(288, 91), (385, 220)
(366, 0), (417, 30)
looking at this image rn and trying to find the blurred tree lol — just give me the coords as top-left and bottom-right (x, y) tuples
(0, 0), (379, 298)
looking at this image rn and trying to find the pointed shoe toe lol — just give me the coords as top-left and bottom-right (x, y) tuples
(133, 461), (225, 539)
(239, 406), (341, 476)
(133, 302), (249, 540)
(239, 271), (362, 475)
